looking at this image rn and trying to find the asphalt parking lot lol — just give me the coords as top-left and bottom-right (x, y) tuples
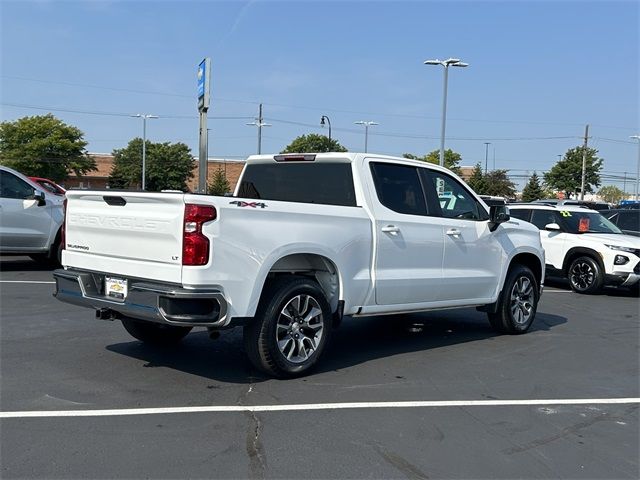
(1, 256), (638, 479)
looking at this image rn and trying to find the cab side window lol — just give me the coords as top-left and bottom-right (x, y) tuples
(0, 171), (35, 200)
(530, 210), (561, 230)
(510, 209), (531, 222)
(424, 170), (488, 221)
(370, 162), (428, 216)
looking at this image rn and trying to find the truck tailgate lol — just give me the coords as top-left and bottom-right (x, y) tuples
(62, 191), (185, 283)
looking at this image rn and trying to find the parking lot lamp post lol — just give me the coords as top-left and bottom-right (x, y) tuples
(484, 142), (491, 173)
(631, 135), (640, 201)
(354, 120), (379, 153)
(130, 114), (158, 191)
(424, 58), (469, 167)
(320, 115), (332, 143)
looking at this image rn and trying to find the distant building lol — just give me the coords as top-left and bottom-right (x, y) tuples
(458, 166), (475, 182)
(64, 153), (245, 192)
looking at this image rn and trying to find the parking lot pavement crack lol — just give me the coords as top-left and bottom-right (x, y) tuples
(458, 406), (558, 477)
(236, 382), (255, 406)
(245, 410), (266, 479)
(502, 405), (638, 456)
(371, 442), (429, 480)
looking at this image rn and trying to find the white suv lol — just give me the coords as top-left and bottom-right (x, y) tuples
(0, 165), (64, 265)
(509, 204), (640, 293)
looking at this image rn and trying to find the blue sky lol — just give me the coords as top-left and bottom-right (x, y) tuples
(1, 0), (638, 189)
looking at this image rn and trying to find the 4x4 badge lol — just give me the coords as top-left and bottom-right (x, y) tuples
(230, 201), (267, 209)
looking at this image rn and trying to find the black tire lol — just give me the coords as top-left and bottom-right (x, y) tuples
(567, 256), (603, 294)
(488, 265), (539, 334)
(243, 276), (332, 378)
(121, 318), (192, 345)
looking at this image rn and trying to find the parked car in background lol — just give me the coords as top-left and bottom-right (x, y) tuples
(1, 166), (64, 265)
(28, 176), (66, 196)
(617, 201), (640, 210)
(532, 199), (610, 210)
(479, 195), (507, 207)
(601, 209), (640, 237)
(509, 203), (640, 294)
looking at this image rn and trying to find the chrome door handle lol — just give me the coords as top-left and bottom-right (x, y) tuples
(381, 225), (400, 235)
(446, 228), (461, 236)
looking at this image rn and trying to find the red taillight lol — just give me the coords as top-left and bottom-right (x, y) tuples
(182, 204), (216, 266)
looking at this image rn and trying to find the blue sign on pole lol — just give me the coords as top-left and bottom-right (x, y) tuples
(197, 58), (211, 112)
(197, 60), (206, 99)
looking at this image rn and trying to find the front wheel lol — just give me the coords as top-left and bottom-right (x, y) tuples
(488, 265), (539, 334)
(121, 318), (192, 345)
(568, 256), (603, 294)
(243, 277), (332, 378)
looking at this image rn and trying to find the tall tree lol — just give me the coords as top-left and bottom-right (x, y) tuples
(109, 138), (195, 191)
(484, 169), (516, 198)
(403, 149), (462, 174)
(466, 163), (488, 194)
(281, 134), (347, 153)
(597, 185), (625, 204)
(521, 172), (544, 202)
(543, 146), (603, 198)
(208, 167), (231, 195)
(0, 114), (95, 182)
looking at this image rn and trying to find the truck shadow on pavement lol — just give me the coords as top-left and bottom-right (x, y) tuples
(106, 308), (567, 384)
(0, 257), (56, 272)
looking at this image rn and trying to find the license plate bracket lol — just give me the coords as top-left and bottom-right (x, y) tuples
(105, 276), (128, 300)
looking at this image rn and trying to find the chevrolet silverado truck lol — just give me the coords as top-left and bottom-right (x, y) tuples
(53, 153), (545, 377)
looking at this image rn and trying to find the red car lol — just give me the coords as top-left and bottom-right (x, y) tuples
(28, 177), (66, 196)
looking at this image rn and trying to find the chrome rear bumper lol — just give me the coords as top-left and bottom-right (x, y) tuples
(53, 268), (228, 327)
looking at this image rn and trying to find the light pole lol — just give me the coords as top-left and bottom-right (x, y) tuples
(484, 142), (491, 173)
(246, 103), (271, 154)
(130, 114), (158, 190)
(354, 120), (378, 153)
(631, 135), (640, 201)
(320, 115), (332, 143)
(424, 57), (469, 167)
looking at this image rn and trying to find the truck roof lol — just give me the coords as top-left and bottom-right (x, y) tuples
(245, 152), (457, 175)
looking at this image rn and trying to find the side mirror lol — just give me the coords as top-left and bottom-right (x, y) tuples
(33, 190), (47, 206)
(489, 205), (510, 232)
(545, 223), (561, 231)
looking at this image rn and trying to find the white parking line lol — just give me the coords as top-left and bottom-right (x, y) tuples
(0, 280), (55, 284)
(1, 398), (638, 419)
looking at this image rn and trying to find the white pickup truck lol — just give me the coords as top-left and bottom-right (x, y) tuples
(54, 153), (545, 377)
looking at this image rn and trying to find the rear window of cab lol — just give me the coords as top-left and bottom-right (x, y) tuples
(237, 162), (357, 207)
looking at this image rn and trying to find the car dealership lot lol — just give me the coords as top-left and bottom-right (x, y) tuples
(1, 256), (638, 479)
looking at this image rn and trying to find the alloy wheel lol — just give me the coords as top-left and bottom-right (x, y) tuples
(275, 294), (324, 364)
(509, 276), (534, 325)
(570, 261), (594, 290)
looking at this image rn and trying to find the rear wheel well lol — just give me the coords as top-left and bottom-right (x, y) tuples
(264, 254), (340, 313)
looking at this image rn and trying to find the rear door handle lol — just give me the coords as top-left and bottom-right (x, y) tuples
(381, 225), (400, 235)
(446, 228), (461, 236)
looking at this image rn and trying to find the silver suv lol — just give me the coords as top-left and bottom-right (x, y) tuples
(0, 166), (64, 265)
